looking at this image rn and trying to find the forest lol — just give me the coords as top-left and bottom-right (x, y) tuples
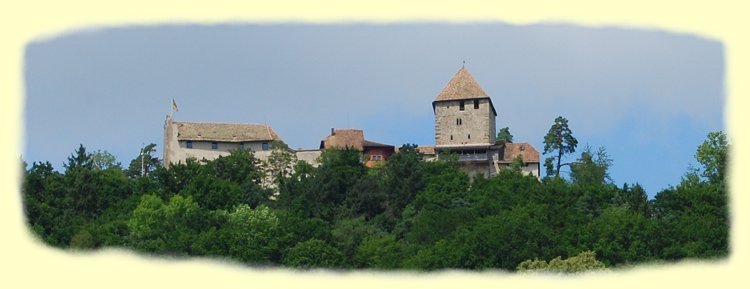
(20, 128), (729, 272)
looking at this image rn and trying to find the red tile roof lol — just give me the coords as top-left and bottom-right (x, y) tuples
(363, 140), (394, 148)
(499, 142), (540, 164)
(432, 67), (497, 115)
(321, 129), (364, 151)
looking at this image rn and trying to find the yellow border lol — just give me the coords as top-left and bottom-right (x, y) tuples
(2, 0), (746, 288)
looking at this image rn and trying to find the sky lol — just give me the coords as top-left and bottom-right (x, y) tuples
(22, 22), (725, 198)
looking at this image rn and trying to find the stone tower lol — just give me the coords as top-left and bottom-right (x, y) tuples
(433, 67), (497, 147)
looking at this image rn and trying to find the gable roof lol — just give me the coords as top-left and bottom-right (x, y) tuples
(499, 142), (540, 164)
(432, 67), (497, 115)
(320, 129), (365, 151)
(363, 140), (395, 149)
(175, 122), (280, 143)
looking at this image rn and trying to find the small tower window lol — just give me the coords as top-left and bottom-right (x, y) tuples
(468, 134), (471, 139)
(186, 141), (193, 149)
(450, 135), (453, 140)
(459, 101), (465, 111)
(211, 142), (218, 150)
(474, 99), (479, 109)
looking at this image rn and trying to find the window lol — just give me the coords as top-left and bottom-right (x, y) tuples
(468, 134), (471, 139)
(450, 135), (453, 140)
(371, 155), (382, 161)
(459, 101), (465, 111)
(211, 142), (218, 150)
(239, 142), (245, 150)
(186, 141), (193, 149)
(474, 99), (479, 109)
(262, 142), (269, 150)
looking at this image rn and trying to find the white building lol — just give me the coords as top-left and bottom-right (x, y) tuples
(162, 115), (280, 165)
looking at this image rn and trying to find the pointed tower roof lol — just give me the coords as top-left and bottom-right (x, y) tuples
(432, 67), (497, 115)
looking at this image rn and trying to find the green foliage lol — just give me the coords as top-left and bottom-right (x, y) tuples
(225, 204), (281, 264)
(651, 181), (727, 259)
(264, 140), (297, 186)
(695, 131), (729, 184)
(331, 217), (385, 264)
(181, 174), (244, 210)
(452, 204), (554, 270)
(354, 234), (404, 269)
(90, 150), (121, 170)
(509, 154), (524, 173)
(127, 194), (208, 255)
(282, 239), (346, 269)
(69, 229), (95, 249)
(126, 143), (161, 178)
(496, 127), (514, 144)
(302, 148), (366, 220)
(64, 144), (93, 172)
(381, 144), (426, 221)
(616, 183), (651, 217)
(570, 146), (613, 186)
(543, 116), (578, 178)
(342, 174), (387, 220)
(581, 206), (654, 265)
(22, 132), (729, 271)
(517, 251), (606, 273)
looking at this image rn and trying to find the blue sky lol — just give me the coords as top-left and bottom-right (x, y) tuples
(22, 23), (725, 198)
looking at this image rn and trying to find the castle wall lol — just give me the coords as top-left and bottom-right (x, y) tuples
(163, 118), (273, 165)
(434, 99), (496, 146)
(295, 150), (322, 167)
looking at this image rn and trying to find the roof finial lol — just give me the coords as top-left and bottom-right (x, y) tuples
(462, 60), (465, 68)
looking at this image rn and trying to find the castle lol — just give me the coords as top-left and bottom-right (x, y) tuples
(163, 67), (540, 178)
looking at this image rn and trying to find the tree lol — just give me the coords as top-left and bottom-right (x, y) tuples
(342, 174), (387, 220)
(695, 131), (729, 185)
(581, 206), (654, 265)
(517, 251), (606, 273)
(264, 140), (297, 187)
(650, 131), (729, 260)
(569, 146), (613, 186)
(127, 194), (208, 255)
(90, 149), (121, 170)
(331, 217), (384, 262)
(354, 234), (404, 269)
(127, 143), (161, 178)
(509, 154), (525, 174)
(496, 127), (514, 144)
(64, 144), (92, 173)
(381, 144), (425, 221)
(543, 116), (578, 178)
(616, 183), (651, 217)
(282, 239), (346, 269)
(225, 204), (281, 264)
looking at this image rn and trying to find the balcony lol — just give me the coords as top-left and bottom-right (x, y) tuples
(457, 151), (488, 161)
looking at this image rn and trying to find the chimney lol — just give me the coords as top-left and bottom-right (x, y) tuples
(331, 128), (335, 135)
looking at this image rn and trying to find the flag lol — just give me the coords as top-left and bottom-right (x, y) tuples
(172, 98), (179, 112)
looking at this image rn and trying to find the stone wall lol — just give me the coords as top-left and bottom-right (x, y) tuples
(434, 99), (496, 146)
(163, 117), (273, 165)
(295, 150), (322, 167)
